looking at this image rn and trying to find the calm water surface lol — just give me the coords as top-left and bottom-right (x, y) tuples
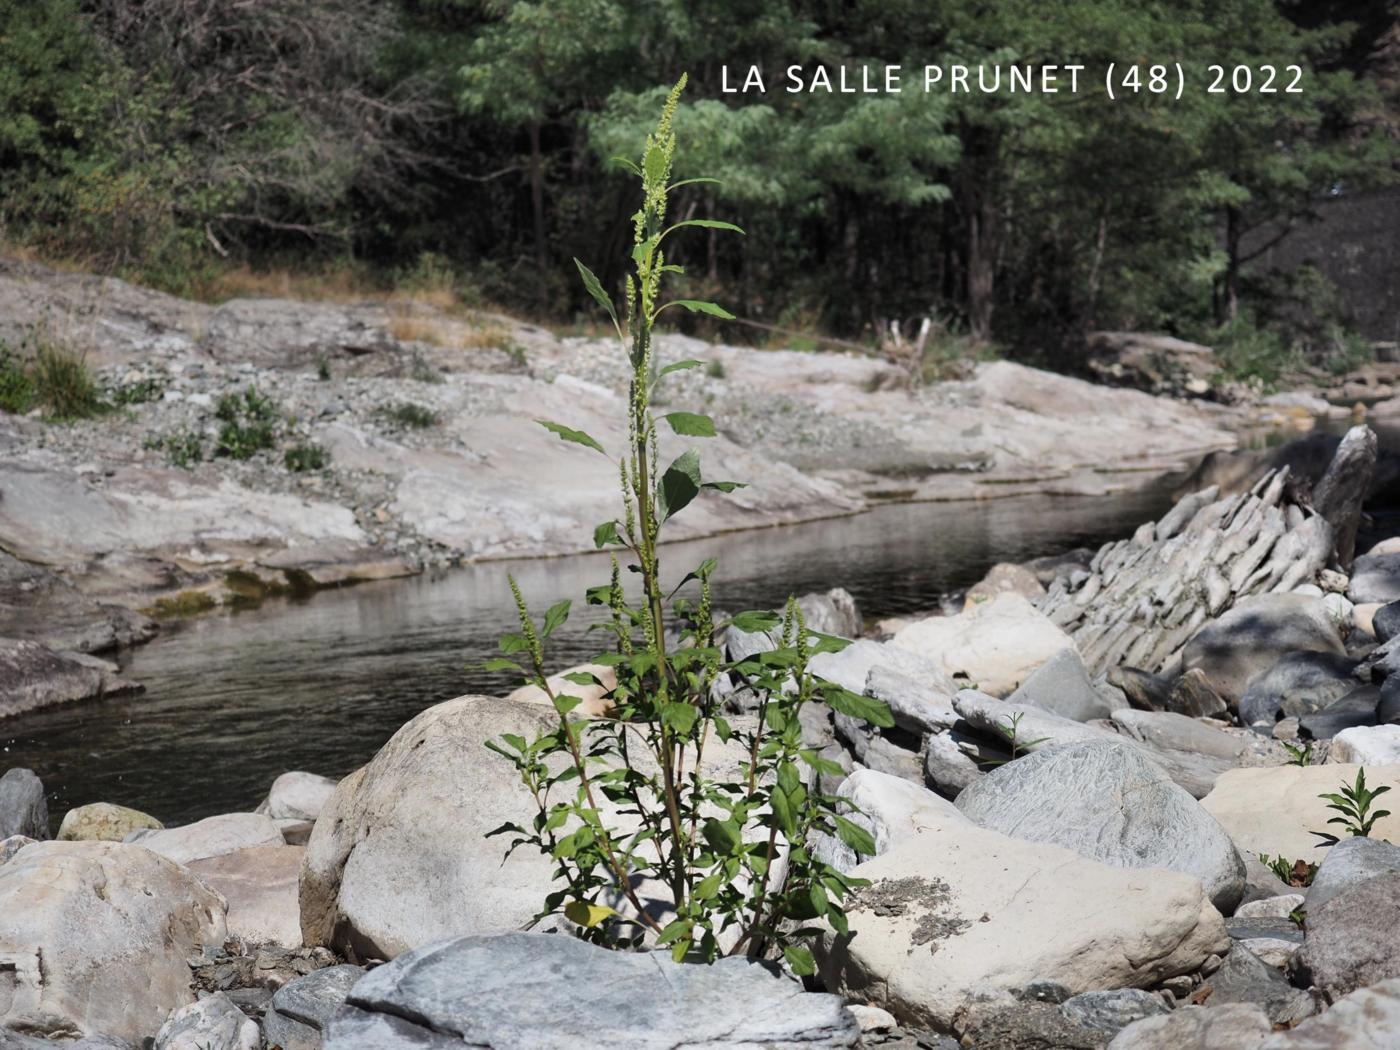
(3, 488), (1178, 827)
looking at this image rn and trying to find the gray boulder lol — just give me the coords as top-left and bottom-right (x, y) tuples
(1007, 648), (1114, 723)
(798, 587), (861, 638)
(1306, 836), (1400, 911)
(1110, 709), (1257, 799)
(954, 740), (1245, 912)
(809, 639), (958, 696)
(264, 965), (365, 1050)
(153, 992), (259, 1050)
(0, 768), (48, 839)
(1108, 666), (1171, 712)
(1240, 853), (1294, 906)
(1060, 989), (1169, 1035)
(1297, 685), (1378, 740)
(1292, 871), (1400, 1001)
(1181, 594), (1346, 704)
(1349, 551), (1400, 605)
(923, 730), (983, 797)
(323, 932), (860, 1048)
(257, 771), (338, 822)
(1372, 600), (1400, 644)
(1198, 944), (1314, 1026)
(1256, 978), (1400, 1049)
(864, 665), (958, 735)
(1237, 651), (1358, 727)
(1108, 1004), (1271, 1050)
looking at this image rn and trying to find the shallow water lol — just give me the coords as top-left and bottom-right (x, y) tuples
(3, 487), (1178, 828)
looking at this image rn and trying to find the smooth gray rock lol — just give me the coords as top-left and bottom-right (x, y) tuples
(1312, 425), (1376, 570)
(1307, 836), (1400, 911)
(809, 639), (958, 697)
(923, 730), (983, 797)
(952, 690), (1120, 753)
(1108, 1004), (1271, 1050)
(1237, 651), (1359, 726)
(954, 740), (1245, 912)
(864, 665), (958, 735)
(1349, 551), (1400, 605)
(1007, 648), (1114, 722)
(798, 588), (861, 639)
(1373, 600), (1400, 644)
(1109, 709), (1249, 799)
(1257, 978), (1400, 1048)
(1060, 989), (1169, 1035)
(154, 991), (259, 1050)
(1297, 685), (1379, 740)
(265, 965), (365, 1050)
(0, 768), (48, 839)
(1182, 594), (1347, 704)
(1227, 916), (1304, 945)
(0, 1033), (135, 1049)
(1292, 871), (1400, 1001)
(1240, 853), (1294, 906)
(324, 932), (860, 1049)
(1199, 945), (1314, 1026)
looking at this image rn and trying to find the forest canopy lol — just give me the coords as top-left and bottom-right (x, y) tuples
(0, 0), (1395, 367)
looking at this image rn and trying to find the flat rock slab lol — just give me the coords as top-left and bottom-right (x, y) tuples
(324, 932), (860, 1049)
(188, 844), (305, 948)
(135, 811), (284, 865)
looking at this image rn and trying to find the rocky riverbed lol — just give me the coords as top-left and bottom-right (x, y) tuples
(8, 415), (1400, 1047)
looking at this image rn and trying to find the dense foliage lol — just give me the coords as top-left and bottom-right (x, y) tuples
(0, 0), (1394, 364)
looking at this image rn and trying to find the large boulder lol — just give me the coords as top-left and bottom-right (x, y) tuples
(951, 691), (1120, 753)
(1181, 594), (1347, 705)
(257, 772), (338, 822)
(1292, 871), (1400, 1001)
(808, 639), (957, 696)
(0, 639), (107, 718)
(1349, 551), (1400, 605)
(263, 965), (364, 1050)
(1108, 1004), (1272, 1050)
(1257, 978), (1400, 1049)
(1237, 651), (1359, 727)
(811, 768), (968, 872)
(953, 740), (1245, 912)
(1307, 836), (1400, 912)
(0, 841), (226, 1043)
(1006, 648), (1114, 722)
(56, 802), (163, 842)
(1197, 944), (1314, 1026)
(0, 768), (47, 839)
(1200, 764), (1400, 864)
(188, 844), (304, 948)
(815, 808), (1227, 1029)
(136, 812), (284, 864)
(891, 594), (1076, 697)
(1109, 709), (1262, 799)
(324, 932), (860, 1048)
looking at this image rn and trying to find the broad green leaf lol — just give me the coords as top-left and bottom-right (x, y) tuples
(770, 785), (796, 836)
(562, 671), (599, 687)
(573, 258), (619, 335)
(664, 411), (716, 437)
(500, 733), (527, 753)
(668, 299), (736, 320)
(784, 944), (816, 976)
(593, 521), (620, 548)
(668, 177), (722, 191)
(656, 918), (692, 945)
(537, 419), (606, 456)
(702, 817), (741, 855)
(670, 219), (745, 235)
(822, 683), (895, 729)
(694, 872), (723, 900)
(661, 701), (700, 735)
(730, 610), (781, 633)
(481, 657), (522, 673)
(643, 144), (667, 184)
(564, 900), (617, 928)
(659, 448), (702, 521)
(541, 599), (571, 638)
(498, 633), (529, 654)
(552, 693), (582, 716)
(703, 480), (745, 493)
(659, 359), (704, 377)
(834, 816), (877, 857)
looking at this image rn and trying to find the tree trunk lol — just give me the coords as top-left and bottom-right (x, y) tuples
(528, 121), (547, 268)
(1222, 204), (1241, 324)
(967, 191), (996, 343)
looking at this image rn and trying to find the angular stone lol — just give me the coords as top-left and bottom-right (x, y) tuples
(1237, 651), (1360, 727)
(808, 638), (958, 697)
(0, 639), (106, 718)
(137, 812), (284, 865)
(966, 562), (1046, 603)
(56, 801), (163, 841)
(1007, 648), (1114, 723)
(1258, 978), (1400, 1049)
(954, 740), (1245, 912)
(0, 768), (47, 839)
(1292, 871), (1400, 1000)
(1312, 425), (1376, 569)
(892, 594), (1075, 697)
(1107, 1004), (1271, 1050)
(0, 841), (226, 1043)
(153, 992), (260, 1050)
(1198, 944), (1314, 1025)
(952, 999), (1103, 1049)
(1330, 724), (1400, 763)
(798, 587), (862, 638)
(1349, 551), (1400, 605)
(1060, 989), (1169, 1035)
(188, 844), (304, 948)
(324, 932), (860, 1049)
(264, 965), (365, 1050)
(952, 691), (1120, 754)
(864, 666), (958, 735)
(923, 730), (982, 797)
(1297, 685), (1378, 740)
(816, 809), (1227, 1030)
(1108, 667), (1171, 712)
(1372, 600), (1400, 643)
(1170, 669), (1228, 720)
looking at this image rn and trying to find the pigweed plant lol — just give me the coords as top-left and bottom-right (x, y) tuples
(1313, 767), (1392, 846)
(485, 77), (892, 972)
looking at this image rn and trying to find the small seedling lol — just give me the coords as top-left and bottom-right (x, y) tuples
(1313, 768), (1392, 846)
(215, 386), (279, 459)
(315, 354), (332, 381)
(284, 443), (329, 472)
(1283, 741), (1314, 767)
(382, 402), (438, 429)
(1258, 852), (1317, 887)
(983, 711), (1050, 766)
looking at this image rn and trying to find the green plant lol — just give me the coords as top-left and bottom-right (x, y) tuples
(0, 345), (35, 414)
(150, 428), (204, 469)
(110, 376), (166, 405)
(32, 342), (103, 420)
(410, 351), (445, 384)
(382, 401), (438, 429)
(214, 386), (279, 459)
(1314, 768), (1392, 846)
(315, 354), (332, 382)
(1258, 852), (1317, 888)
(284, 442), (329, 472)
(1283, 741), (1314, 767)
(484, 78), (892, 971)
(705, 359), (726, 379)
(980, 711), (1049, 767)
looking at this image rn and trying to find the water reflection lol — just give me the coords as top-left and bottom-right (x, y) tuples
(3, 487), (1175, 827)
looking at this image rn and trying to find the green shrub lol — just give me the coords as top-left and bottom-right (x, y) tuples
(284, 442), (329, 472)
(382, 401), (438, 429)
(484, 78), (891, 969)
(1208, 318), (1303, 391)
(215, 386), (279, 459)
(0, 346), (35, 414)
(110, 376), (166, 405)
(32, 343), (104, 421)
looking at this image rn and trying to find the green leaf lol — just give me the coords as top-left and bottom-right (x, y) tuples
(670, 219), (745, 235)
(573, 258), (620, 335)
(659, 448), (702, 521)
(694, 872), (723, 900)
(770, 786), (797, 837)
(659, 359), (704, 377)
(668, 177), (722, 191)
(664, 411), (716, 437)
(656, 918), (692, 945)
(822, 683), (895, 729)
(553, 693), (582, 716)
(500, 733), (528, 754)
(593, 521), (620, 548)
(661, 701), (700, 735)
(541, 599), (571, 638)
(643, 144), (667, 184)
(703, 481), (745, 493)
(730, 610), (781, 633)
(537, 419), (606, 456)
(481, 657), (522, 673)
(702, 817), (741, 855)
(564, 900), (616, 928)
(668, 299), (736, 320)
(783, 944), (816, 976)
(562, 671), (599, 687)
(498, 633), (529, 654)
(834, 816), (877, 858)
